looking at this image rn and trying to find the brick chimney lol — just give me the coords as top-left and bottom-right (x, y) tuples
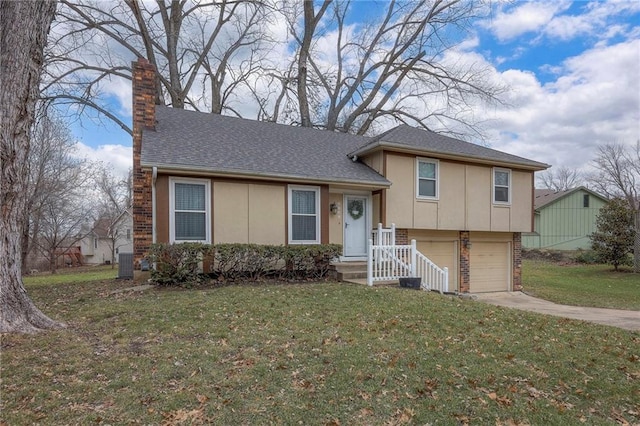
(132, 58), (156, 278)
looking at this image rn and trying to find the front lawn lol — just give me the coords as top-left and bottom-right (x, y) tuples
(23, 265), (117, 286)
(1, 277), (638, 425)
(523, 260), (640, 311)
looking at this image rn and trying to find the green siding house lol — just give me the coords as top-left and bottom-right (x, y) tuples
(522, 187), (608, 250)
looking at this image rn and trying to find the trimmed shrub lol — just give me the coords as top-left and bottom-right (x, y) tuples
(573, 249), (601, 265)
(148, 243), (209, 287)
(148, 243), (342, 286)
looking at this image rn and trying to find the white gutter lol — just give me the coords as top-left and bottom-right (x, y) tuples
(152, 166), (157, 244)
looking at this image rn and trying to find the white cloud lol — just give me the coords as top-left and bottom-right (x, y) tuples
(488, 0), (640, 44)
(485, 38), (640, 173)
(73, 142), (132, 178)
(488, 1), (571, 41)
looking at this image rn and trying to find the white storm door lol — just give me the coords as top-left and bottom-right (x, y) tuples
(344, 195), (368, 257)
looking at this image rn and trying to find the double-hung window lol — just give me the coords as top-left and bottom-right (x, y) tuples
(288, 185), (320, 244)
(493, 168), (511, 204)
(170, 177), (211, 243)
(416, 158), (438, 199)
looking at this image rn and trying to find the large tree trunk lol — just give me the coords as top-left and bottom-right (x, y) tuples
(296, 0), (331, 128)
(1, 0), (64, 333)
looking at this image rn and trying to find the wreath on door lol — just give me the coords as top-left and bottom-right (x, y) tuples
(348, 199), (364, 220)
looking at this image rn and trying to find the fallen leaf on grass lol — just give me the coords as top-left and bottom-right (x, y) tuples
(358, 407), (374, 418)
(161, 407), (206, 425)
(387, 408), (414, 425)
(610, 408), (630, 425)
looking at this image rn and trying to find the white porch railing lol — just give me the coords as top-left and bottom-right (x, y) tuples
(372, 223), (395, 246)
(414, 246), (449, 293)
(367, 237), (449, 293)
(368, 243), (412, 280)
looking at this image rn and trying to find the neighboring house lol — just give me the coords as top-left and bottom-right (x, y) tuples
(81, 208), (133, 265)
(131, 58), (549, 293)
(522, 187), (608, 250)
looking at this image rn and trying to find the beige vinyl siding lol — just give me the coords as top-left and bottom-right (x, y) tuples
(213, 182), (285, 244)
(384, 153), (534, 232)
(248, 184), (286, 244)
(361, 151), (384, 174)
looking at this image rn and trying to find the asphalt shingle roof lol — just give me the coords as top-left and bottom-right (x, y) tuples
(533, 187), (607, 209)
(350, 125), (549, 170)
(141, 107), (548, 185)
(141, 106), (390, 186)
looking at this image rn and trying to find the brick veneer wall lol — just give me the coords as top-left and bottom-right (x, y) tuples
(512, 232), (522, 291)
(132, 58), (156, 275)
(395, 228), (408, 245)
(459, 231), (470, 293)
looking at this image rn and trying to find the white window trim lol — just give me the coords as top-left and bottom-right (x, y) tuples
(288, 185), (320, 245)
(169, 177), (211, 243)
(416, 157), (439, 200)
(493, 167), (512, 205)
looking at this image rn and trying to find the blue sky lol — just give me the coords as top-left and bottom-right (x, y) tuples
(68, 0), (640, 180)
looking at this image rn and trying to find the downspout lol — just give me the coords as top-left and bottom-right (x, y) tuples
(152, 166), (157, 244)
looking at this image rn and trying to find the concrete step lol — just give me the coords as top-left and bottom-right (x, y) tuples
(337, 271), (368, 281)
(342, 277), (399, 286)
(330, 261), (367, 274)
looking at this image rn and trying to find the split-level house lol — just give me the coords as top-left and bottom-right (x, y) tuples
(132, 58), (549, 292)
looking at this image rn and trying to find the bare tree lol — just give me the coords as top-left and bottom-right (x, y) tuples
(94, 167), (132, 267)
(1, 0), (62, 333)
(27, 123), (94, 275)
(43, 0), (274, 132)
(271, 0), (504, 136)
(34, 193), (94, 274)
(536, 166), (582, 192)
(22, 110), (88, 272)
(590, 142), (640, 272)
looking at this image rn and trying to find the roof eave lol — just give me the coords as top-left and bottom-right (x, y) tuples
(141, 162), (391, 189)
(535, 186), (609, 209)
(351, 142), (550, 171)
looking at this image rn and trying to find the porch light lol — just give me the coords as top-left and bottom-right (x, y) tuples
(330, 202), (339, 215)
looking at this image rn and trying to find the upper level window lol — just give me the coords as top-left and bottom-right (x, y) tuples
(417, 158), (438, 199)
(583, 194), (590, 208)
(288, 185), (320, 244)
(493, 168), (511, 204)
(170, 177), (211, 243)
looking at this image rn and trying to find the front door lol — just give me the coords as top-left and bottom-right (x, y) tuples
(344, 195), (368, 257)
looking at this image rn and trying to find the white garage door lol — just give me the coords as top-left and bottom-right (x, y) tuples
(416, 241), (458, 291)
(470, 242), (510, 292)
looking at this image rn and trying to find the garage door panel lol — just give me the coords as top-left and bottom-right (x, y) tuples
(470, 242), (510, 292)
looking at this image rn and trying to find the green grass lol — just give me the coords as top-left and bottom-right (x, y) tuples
(1, 275), (639, 425)
(23, 265), (117, 287)
(523, 260), (640, 311)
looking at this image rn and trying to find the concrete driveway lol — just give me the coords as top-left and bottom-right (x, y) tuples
(474, 292), (640, 332)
